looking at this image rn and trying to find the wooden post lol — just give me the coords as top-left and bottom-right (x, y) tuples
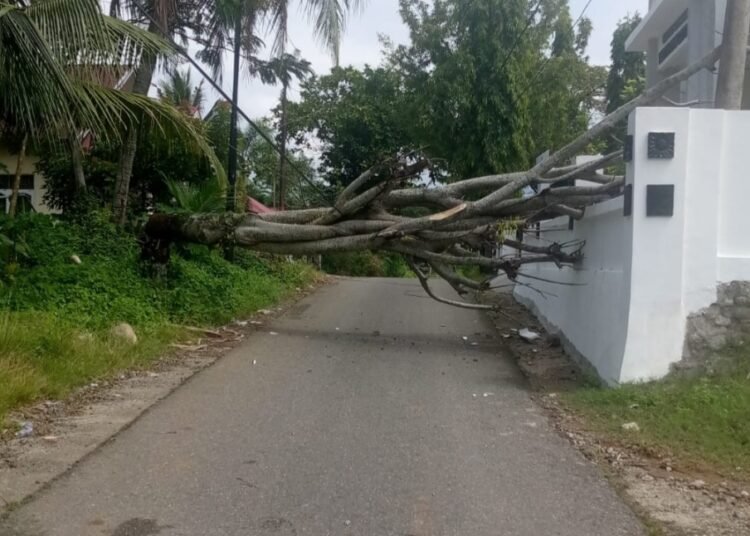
(8, 134), (29, 218)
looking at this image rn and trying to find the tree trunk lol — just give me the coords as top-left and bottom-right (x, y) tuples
(226, 16), (242, 213)
(112, 20), (159, 226)
(70, 135), (86, 191)
(142, 48), (721, 311)
(8, 134), (28, 218)
(716, 0), (750, 109)
(278, 82), (289, 210)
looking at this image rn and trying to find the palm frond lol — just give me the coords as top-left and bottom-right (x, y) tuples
(81, 83), (226, 184)
(163, 177), (225, 213)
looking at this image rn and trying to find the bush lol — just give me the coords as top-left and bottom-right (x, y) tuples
(0, 213), (317, 421)
(1, 213), (316, 328)
(321, 251), (411, 278)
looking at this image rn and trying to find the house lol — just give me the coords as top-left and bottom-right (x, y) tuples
(0, 66), (135, 214)
(626, 0), (750, 108)
(0, 146), (47, 214)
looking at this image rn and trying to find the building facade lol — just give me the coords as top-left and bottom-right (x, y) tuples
(626, 0), (750, 109)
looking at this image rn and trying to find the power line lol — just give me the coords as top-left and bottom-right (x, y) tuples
(496, 0), (544, 80)
(130, 0), (335, 208)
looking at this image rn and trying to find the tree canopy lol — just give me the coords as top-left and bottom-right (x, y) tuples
(285, 0), (607, 188)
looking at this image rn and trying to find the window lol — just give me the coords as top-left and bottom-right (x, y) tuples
(662, 10), (689, 45)
(659, 25), (688, 65)
(0, 174), (34, 190)
(659, 10), (689, 65)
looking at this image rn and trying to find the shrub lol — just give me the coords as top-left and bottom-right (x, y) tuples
(321, 251), (410, 278)
(0, 213), (317, 422)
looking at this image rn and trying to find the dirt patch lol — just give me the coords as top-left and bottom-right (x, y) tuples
(0, 282), (323, 514)
(483, 287), (750, 536)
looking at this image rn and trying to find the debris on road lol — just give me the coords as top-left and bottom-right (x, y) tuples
(16, 422), (33, 438)
(519, 328), (541, 343)
(269, 332), (279, 336)
(170, 343), (208, 352)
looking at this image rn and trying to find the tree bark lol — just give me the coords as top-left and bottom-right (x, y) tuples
(716, 0), (750, 109)
(8, 134), (28, 218)
(113, 20), (159, 227)
(141, 49), (721, 311)
(278, 82), (289, 210)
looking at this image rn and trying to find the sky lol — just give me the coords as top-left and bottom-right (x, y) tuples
(189, 0), (650, 121)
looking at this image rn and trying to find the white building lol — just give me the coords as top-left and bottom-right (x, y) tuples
(626, 0), (750, 108)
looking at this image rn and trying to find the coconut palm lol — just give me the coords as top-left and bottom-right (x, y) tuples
(108, 0), (211, 225)
(257, 51), (312, 209)
(0, 0), (219, 218)
(266, 0), (366, 64)
(197, 0), (366, 213)
(196, 0), (266, 213)
(157, 68), (206, 115)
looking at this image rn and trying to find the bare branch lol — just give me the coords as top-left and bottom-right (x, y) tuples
(405, 257), (497, 311)
(142, 49), (720, 311)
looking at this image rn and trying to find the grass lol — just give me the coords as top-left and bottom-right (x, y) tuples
(0, 312), (185, 420)
(562, 347), (750, 478)
(0, 213), (318, 424)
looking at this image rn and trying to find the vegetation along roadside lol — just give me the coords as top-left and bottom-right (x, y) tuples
(0, 212), (318, 425)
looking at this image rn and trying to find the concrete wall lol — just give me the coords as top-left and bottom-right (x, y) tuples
(515, 107), (750, 384)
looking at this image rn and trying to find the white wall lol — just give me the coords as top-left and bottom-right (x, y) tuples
(515, 107), (750, 384)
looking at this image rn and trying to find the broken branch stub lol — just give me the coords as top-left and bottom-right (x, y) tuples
(143, 50), (720, 310)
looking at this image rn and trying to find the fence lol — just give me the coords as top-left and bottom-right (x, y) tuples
(514, 107), (750, 384)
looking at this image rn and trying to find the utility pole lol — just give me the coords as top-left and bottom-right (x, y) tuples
(226, 15), (242, 212)
(277, 80), (288, 210)
(715, 0), (750, 109)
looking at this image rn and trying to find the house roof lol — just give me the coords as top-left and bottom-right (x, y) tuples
(246, 197), (274, 215)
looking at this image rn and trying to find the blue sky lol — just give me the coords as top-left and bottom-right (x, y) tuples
(197, 0), (649, 119)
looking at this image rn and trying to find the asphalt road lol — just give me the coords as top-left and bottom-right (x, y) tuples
(2, 278), (643, 536)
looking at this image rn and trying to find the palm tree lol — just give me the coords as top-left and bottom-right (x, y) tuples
(108, 0), (209, 225)
(198, 0), (366, 213)
(267, 0), (366, 65)
(195, 0), (266, 213)
(0, 0), (218, 218)
(157, 68), (206, 115)
(258, 51), (313, 209)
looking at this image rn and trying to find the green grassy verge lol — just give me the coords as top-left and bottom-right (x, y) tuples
(562, 348), (750, 478)
(0, 213), (317, 423)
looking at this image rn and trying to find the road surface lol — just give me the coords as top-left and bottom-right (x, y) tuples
(1, 278), (643, 536)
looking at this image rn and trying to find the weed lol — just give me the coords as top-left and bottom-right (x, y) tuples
(562, 346), (750, 477)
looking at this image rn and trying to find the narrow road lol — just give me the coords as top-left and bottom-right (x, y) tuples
(2, 278), (642, 536)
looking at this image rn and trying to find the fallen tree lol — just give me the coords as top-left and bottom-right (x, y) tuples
(143, 48), (721, 310)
